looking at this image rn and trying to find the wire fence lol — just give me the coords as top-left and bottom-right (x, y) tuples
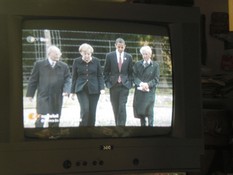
(22, 29), (173, 91)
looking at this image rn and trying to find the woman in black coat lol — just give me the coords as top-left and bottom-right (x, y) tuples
(133, 46), (160, 126)
(71, 43), (105, 126)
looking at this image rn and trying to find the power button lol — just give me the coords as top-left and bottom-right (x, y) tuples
(63, 160), (72, 169)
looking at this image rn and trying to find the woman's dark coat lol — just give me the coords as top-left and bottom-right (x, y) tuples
(71, 57), (105, 94)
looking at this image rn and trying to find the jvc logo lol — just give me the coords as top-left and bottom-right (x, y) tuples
(100, 145), (114, 151)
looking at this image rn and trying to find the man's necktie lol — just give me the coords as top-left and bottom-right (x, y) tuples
(144, 61), (149, 67)
(118, 53), (122, 83)
(118, 53), (122, 71)
(51, 61), (56, 68)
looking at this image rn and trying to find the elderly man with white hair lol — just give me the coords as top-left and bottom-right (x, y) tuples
(132, 45), (160, 126)
(26, 45), (71, 128)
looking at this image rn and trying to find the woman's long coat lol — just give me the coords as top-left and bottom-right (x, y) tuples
(26, 59), (71, 115)
(133, 60), (160, 118)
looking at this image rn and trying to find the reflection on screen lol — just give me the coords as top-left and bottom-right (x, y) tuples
(22, 29), (173, 128)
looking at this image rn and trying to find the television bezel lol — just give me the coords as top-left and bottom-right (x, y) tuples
(0, 1), (204, 174)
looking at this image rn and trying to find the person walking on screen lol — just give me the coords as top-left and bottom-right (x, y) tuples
(26, 45), (71, 128)
(71, 43), (105, 126)
(133, 45), (160, 126)
(103, 38), (133, 126)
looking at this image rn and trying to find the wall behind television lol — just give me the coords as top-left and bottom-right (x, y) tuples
(194, 0), (229, 73)
(129, 0), (229, 73)
(194, 0), (233, 111)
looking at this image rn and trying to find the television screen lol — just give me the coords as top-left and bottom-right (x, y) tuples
(22, 19), (173, 138)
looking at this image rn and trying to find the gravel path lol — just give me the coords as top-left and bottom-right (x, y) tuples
(23, 93), (172, 128)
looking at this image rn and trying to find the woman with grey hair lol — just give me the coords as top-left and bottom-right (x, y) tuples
(133, 45), (160, 126)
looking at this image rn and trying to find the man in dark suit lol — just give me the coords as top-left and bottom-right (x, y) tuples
(26, 45), (71, 128)
(104, 38), (133, 126)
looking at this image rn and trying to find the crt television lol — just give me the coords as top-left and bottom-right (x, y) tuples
(0, 0), (203, 174)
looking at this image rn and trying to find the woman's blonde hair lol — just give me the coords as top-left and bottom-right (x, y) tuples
(79, 43), (94, 53)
